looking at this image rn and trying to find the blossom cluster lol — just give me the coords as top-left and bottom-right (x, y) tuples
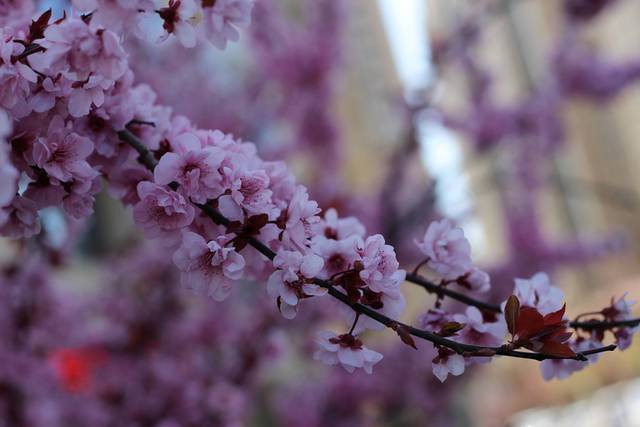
(1, 2), (638, 383)
(420, 304), (504, 382)
(420, 270), (638, 382)
(508, 273), (638, 380)
(0, 9), (406, 375)
(415, 219), (490, 293)
(72, 0), (254, 48)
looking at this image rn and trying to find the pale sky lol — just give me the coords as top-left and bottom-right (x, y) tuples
(377, 0), (487, 250)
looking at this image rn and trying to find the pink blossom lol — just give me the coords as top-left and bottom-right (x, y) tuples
(415, 219), (473, 280)
(313, 331), (383, 374)
(267, 250), (325, 319)
(540, 338), (602, 380)
(72, 0), (155, 35)
(313, 208), (365, 240)
(28, 76), (62, 114)
(22, 179), (66, 211)
(614, 327), (637, 351)
(31, 18), (128, 117)
(133, 181), (195, 237)
(0, 0), (35, 30)
(358, 234), (406, 294)
(278, 186), (320, 249)
(140, 0), (202, 48)
(62, 176), (102, 219)
(173, 231), (245, 300)
(0, 31), (38, 116)
(38, 18), (127, 81)
(431, 348), (465, 382)
(418, 309), (453, 331)
(263, 160), (296, 203)
(31, 116), (95, 182)
(154, 133), (224, 203)
(200, 0), (254, 49)
(513, 272), (565, 315)
(108, 83), (172, 148)
(108, 167), (153, 206)
(452, 307), (505, 347)
(463, 267), (491, 293)
(67, 75), (113, 118)
(603, 293), (636, 321)
(217, 168), (273, 220)
(312, 234), (406, 331)
(0, 196), (41, 239)
(311, 235), (361, 278)
(601, 294), (638, 350)
(202, 128), (244, 152)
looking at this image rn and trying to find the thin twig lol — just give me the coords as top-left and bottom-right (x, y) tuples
(12, 44), (46, 63)
(571, 318), (640, 330)
(406, 272), (502, 313)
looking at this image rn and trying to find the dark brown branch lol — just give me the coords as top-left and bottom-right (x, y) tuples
(117, 128), (619, 363)
(117, 129), (158, 170)
(406, 272), (502, 313)
(571, 318), (640, 330)
(11, 43), (45, 63)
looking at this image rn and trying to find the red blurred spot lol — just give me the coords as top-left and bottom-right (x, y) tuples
(50, 347), (107, 393)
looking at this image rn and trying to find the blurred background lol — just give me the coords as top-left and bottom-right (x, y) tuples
(3, 0), (640, 426)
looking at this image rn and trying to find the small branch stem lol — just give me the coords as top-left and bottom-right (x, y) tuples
(117, 130), (158, 170)
(412, 258), (430, 275)
(12, 44), (45, 62)
(348, 313), (361, 335)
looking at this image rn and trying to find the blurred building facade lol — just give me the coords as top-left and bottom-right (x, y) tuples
(336, 0), (405, 194)
(426, 1), (640, 425)
(427, 0), (640, 281)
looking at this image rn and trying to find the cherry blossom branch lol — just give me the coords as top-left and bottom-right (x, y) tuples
(117, 128), (619, 362)
(407, 272), (640, 331)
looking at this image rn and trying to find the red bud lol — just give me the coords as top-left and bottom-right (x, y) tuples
(505, 294), (520, 336)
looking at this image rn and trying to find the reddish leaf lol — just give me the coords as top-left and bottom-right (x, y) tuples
(439, 322), (466, 337)
(225, 220), (243, 234)
(539, 340), (577, 358)
(543, 303), (566, 326)
(29, 9), (52, 42)
(548, 330), (573, 344)
(53, 10), (67, 26)
(232, 237), (249, 251)
(504, 294), (520, 335)
(245, 213), (269, 232)
(515, 307), (545, 341)
(391, 323), (417, 350)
